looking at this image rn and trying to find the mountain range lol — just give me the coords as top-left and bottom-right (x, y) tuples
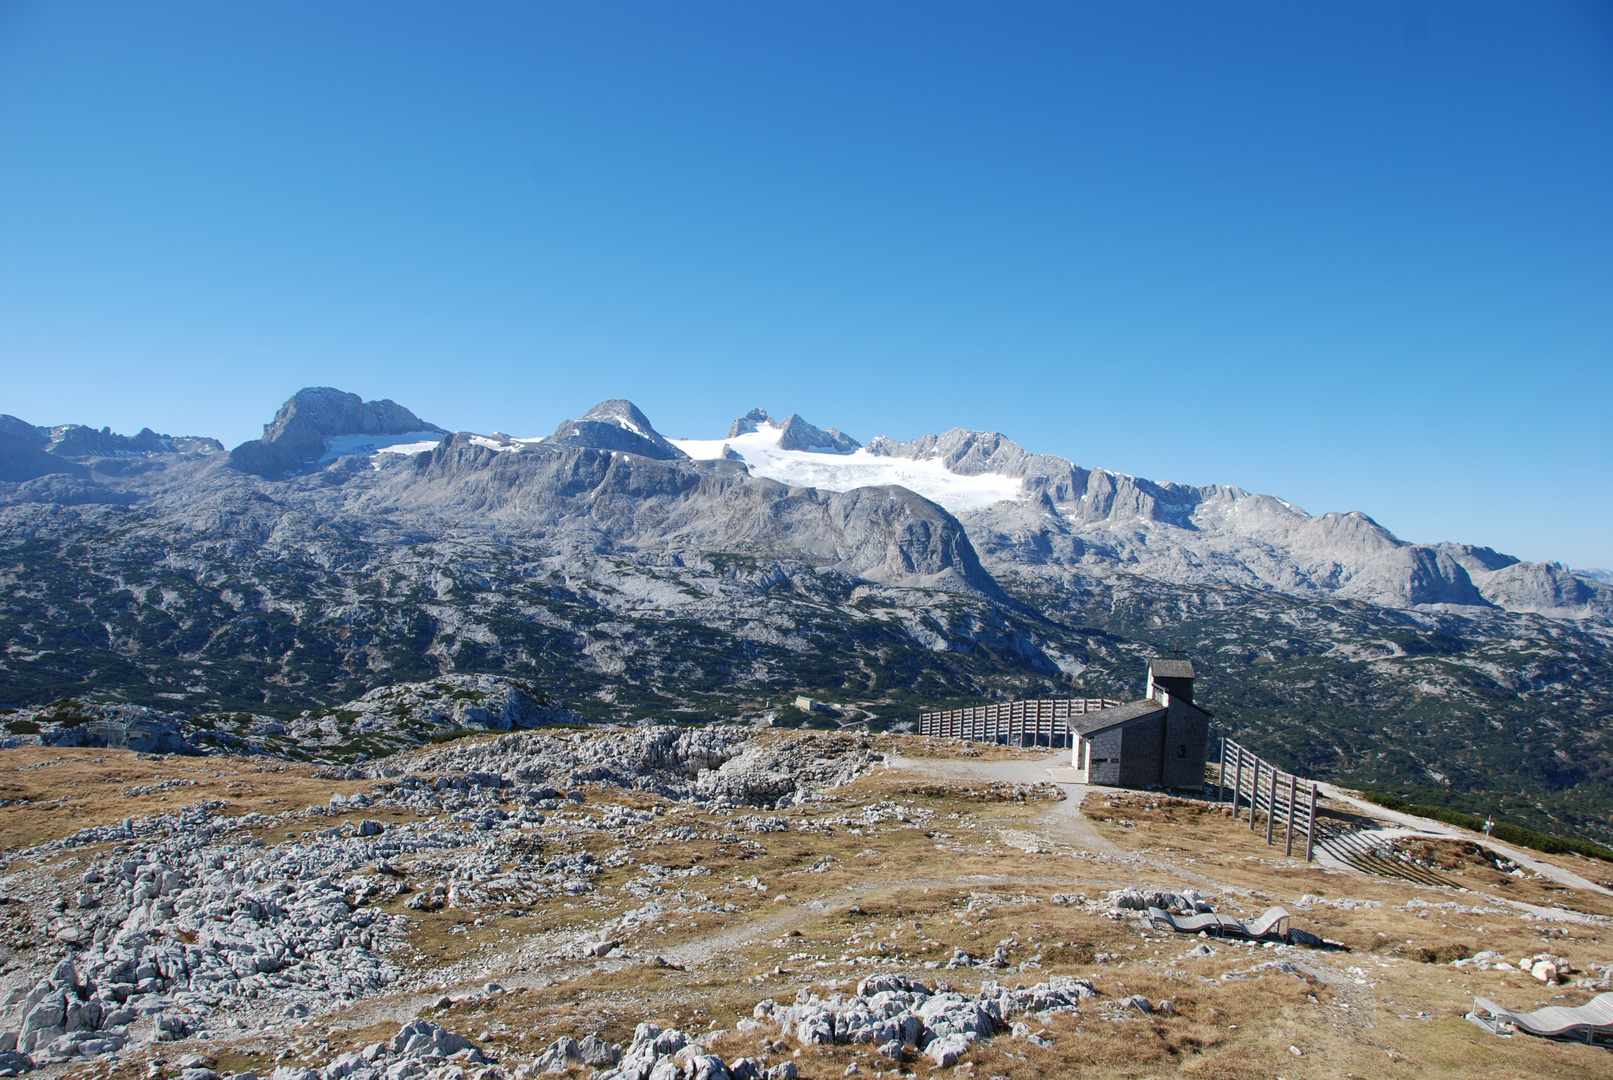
(2, 388), (1611, 841)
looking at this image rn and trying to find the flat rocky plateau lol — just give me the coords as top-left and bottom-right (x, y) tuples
(0, 730), (1611, 1080)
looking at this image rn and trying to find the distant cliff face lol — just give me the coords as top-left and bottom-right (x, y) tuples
(227, 387), (445, 478)
(384, 433), (995, 593)
(860, 428), (1609, 620)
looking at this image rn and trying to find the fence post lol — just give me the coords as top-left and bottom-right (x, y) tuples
(1265, 767), (1277, 845)
(1218, 739), (1228, 803)
(1285, 772), (1297, 857)
(1232, 746), (1244, 820)
(1245, 757), (1258, 825)
(1248, 759), (1260, 831)
(1305, 783), (1318, 862)
(1248, 750), (1259, 824)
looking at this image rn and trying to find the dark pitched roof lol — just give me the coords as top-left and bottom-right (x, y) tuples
(1073, 692), (1215, 737)
(1148, 658), (1195, 679)
(1071, 698), (1166, 737)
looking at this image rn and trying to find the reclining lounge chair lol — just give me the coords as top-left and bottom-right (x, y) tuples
(1467, 994), (1613, 1045)
(1147, 905), (1291, 941)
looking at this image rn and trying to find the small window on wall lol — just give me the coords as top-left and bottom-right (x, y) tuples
(1178, 744), (1187, 757)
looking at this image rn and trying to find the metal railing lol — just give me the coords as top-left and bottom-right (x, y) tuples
(917, 698), (1124, 748)
(1218, 739), (1318, 861)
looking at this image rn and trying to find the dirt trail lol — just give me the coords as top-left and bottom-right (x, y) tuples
(883, 752), (1254, 898)
(883, 751), (1115, 853)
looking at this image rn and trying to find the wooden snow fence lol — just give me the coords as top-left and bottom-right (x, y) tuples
(917, 698), (1124, 748)
(1218, 739), (1319, 861)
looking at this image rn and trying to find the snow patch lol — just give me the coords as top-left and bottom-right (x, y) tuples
(319, 431), (444, 465)
(467, 434), (544, 453)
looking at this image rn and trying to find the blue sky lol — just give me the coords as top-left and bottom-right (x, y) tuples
(1, 1), (1609, 567)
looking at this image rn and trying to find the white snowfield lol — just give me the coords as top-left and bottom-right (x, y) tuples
(318, 431), (446, 465)
(671, 425), (1024, 513)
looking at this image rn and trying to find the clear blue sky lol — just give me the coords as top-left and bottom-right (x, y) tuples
(2, 2), (1609, 567)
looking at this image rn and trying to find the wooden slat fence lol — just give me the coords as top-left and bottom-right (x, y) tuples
(917, 698), (1123, 748)
(1219, 739), (1318, 861)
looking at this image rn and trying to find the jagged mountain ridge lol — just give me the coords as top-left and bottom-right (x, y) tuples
(680, 413), (1610, 620)
(1, 387), (1606, 620)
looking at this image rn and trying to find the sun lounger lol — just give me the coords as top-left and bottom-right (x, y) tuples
(1243, 907), (1291, 939)
(1467, 993), (1613, 1044)
(1147, 905), (1291, 940)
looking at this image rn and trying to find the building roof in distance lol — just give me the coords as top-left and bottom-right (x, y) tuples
(1148, 658), (1195, 679)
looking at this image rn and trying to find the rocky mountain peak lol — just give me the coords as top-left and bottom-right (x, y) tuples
(727, 407), (772, 439)
(228, 387), (444, 478)
(579, 399), (660, 437)
(549, 399), (686, 461)
(777, 413), (861, 454)
(258, 387), (443, 443)
(724, 407), (860, 453)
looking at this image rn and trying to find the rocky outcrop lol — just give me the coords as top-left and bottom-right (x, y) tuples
(227, 388), (444, 478)
(375, 728), (882, 808)
(595, 1023), (788, 1080)
(753, 970), (1095, 1067)
(0, 701), (198, 754)
(0, 812), (404, 1070)
(248, 675), (580, 759)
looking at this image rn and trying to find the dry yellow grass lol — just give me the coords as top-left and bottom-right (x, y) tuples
(10, 743), (1612, 1080)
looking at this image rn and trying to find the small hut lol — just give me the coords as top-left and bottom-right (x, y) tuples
(1069, 658), (1210, 789)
